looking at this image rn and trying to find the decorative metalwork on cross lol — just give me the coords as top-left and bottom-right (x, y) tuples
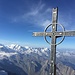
(32, 8), (75, 75)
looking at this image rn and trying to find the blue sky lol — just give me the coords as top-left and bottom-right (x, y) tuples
(0, 0), (75, 48)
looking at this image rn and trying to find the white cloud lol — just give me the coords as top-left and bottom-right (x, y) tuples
(22, 6), (52, 28)
(45, 8), (51, 13)
(11, 0), (52, 28)
(24, 3), (45, 16)
(58, 11), (75, 30)
(27, 10), (39, 16)
(42, 20), (51, 27)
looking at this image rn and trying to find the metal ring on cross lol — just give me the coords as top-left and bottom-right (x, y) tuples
(44, 23), (65, 45)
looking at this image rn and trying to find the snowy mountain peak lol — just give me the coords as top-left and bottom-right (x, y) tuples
(8, 44), (21, 50)
(7, 44), (29, 53)
(24, 46), (29, 49)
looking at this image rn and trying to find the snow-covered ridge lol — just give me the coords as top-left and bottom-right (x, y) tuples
(0, 44), (50, 57)
(7, 44), (50, 55)
(0, 44), (75, 59)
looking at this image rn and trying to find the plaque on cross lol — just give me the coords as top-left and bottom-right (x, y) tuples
(32, 8), (75, 75)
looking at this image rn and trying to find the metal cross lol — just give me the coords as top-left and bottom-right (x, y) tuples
(32, 8), (75, 75)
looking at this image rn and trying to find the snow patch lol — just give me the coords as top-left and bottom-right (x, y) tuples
(0, 52), (17, 59)
(0, 45), (3, 48)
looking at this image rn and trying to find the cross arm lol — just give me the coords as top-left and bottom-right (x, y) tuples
(33, 32), (52, 36)
(55, 31), (75, 36)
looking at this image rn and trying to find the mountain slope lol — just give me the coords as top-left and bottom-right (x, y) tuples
(0, 44), (75, 75)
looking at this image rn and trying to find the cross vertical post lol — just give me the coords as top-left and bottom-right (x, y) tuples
(50, 8), (57, 75)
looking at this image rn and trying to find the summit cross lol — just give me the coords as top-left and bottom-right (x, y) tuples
(33, 8), (75, 75)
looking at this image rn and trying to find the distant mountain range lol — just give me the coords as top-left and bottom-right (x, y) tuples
(0, 44), (75, 75)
